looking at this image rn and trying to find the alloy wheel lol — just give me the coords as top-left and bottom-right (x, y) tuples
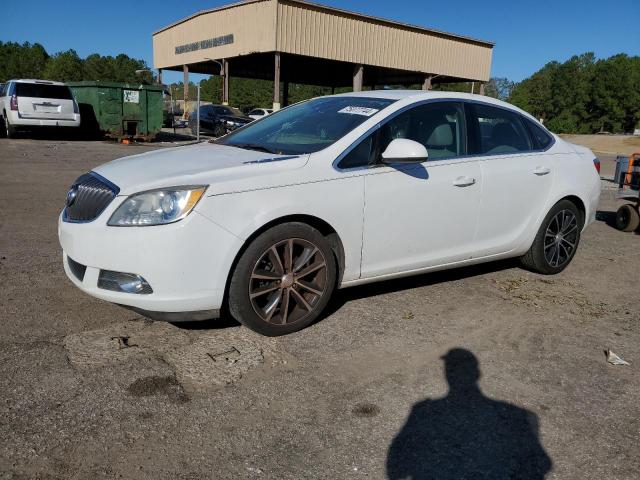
(544, 209), (578, 268)
(249, 238), (328, 325)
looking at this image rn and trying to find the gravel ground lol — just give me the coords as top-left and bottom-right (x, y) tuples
(0, 137), (638, 479)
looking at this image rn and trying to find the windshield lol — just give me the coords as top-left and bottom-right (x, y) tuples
(217, 96), (396, 155)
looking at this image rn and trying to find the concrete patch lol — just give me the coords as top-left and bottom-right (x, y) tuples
(164, 329), (267, 392)
(63, 319), (288, 393)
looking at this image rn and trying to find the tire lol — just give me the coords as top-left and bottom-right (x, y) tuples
(521, 200), (583, 274)
(213, 123), (226, 138)
(615, 204), (640, 232)
(228, 222), (337, 336)
(4, 114), (17, 139)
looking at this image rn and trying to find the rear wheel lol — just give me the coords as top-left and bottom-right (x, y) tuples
(521, 200), (582, 274)
(4, 114), (17, 138)
(228, 223), (337, 336)
(615, 204), (640, 232)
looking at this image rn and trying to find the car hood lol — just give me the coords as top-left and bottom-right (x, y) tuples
(93, 142), (308, 195)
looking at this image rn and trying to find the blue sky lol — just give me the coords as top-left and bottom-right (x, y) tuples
(3, 0), (639, 85)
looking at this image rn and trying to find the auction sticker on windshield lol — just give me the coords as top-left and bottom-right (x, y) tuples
(338, 106), (379, 116)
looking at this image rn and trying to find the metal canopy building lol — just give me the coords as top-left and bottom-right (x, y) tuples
(153, 0), (494, 109)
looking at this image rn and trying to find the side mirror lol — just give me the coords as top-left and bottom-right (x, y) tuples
(381, 138), (428, 164)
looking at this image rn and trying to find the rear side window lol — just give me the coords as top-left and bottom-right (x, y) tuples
(467, 103), (532, 155)
(15, 83), (73, 100)
(525, 119), (554, 150)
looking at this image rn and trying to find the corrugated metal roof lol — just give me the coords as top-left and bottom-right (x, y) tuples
(153, 0), (494, 47)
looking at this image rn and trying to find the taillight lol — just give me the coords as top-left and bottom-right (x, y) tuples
(10, 94), (18, 111)
(73, 100), (79, 114)
(593, 158), (601, 174)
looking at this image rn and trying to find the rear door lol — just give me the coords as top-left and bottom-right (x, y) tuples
(16, 82), (76, 121)
(466, 102), (555, 257)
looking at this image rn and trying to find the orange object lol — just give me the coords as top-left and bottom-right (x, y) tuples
(625, 152), (640, 186)
(121, 139), (130, 145)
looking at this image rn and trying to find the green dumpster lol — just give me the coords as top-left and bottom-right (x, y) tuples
(67, 81), (164, 141)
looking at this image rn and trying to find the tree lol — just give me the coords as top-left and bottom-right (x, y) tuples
(42, 49), (84, 81)
(483, 77), (515, 101)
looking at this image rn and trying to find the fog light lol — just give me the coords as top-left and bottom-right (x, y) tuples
(98, 270), (153, 294)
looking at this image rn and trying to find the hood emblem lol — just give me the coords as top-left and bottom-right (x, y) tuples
(66, 185), (79, 207)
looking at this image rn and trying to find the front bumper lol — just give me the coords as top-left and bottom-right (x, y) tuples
(58, 204), (243, 318)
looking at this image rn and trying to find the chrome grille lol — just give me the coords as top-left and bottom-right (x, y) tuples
(63, 173), (119, 223)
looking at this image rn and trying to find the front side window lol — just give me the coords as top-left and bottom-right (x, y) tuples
(218, 96), (395, 155)
(467, 103), (533, 155)
(338, 101), (466, 169)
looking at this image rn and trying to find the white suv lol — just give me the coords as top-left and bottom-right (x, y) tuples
(1, 79), (81, 138)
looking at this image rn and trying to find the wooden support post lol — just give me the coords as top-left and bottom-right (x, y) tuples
(283, 80), (289, 107)
(470, 82), (475, 94)
(182, 65), (189, 119)
(273, 52), (281, 110)
(353, 64), (364, 92)
(157, 69), (162, 85)
(479, 82), (485, 96)
(422, 75), (433, 91)
(222, 59), (229, 106)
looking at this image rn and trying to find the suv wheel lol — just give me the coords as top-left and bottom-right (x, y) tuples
(4, 115), (17, 139)
(521, 200), (582, 274)
(228, 222), (337, 336)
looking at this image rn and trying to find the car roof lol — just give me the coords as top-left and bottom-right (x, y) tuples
(7, 79), (69, 86)
(329, 90), (540, 124)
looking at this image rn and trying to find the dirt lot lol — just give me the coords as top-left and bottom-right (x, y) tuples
(0, 137), (639, 479)
(561, 134), (640, 156)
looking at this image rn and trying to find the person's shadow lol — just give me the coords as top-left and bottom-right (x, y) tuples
(386, 349), (552, 479)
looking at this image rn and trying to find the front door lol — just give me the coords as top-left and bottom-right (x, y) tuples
(355, 101), (482, 279)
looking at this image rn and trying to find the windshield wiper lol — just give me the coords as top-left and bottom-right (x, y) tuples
(231, 143), (278, 154)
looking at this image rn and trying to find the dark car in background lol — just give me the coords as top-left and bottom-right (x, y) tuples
(189, 104), (252, 137)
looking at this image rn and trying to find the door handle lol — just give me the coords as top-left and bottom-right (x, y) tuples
(453, 176), (476, 187)
(533, 166), (551, 176)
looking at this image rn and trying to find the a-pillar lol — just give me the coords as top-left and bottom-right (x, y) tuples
(182, 65), (189, 119)
(273, 52), (281, 110)
(353, 64), (364, 92)
(422, 75), (433, 91)
(222, 59), (229, 106)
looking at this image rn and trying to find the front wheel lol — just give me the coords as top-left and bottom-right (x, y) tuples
(521, 200), (583, 274)
(213, 123), (226, 138)
(228, 223), (337, 336)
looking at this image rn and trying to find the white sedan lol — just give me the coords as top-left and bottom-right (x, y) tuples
(58, 91), (601, 336)
(248, 108), (273, 120)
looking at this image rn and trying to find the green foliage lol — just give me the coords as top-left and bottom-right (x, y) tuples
(0, 41), (152, 84)
(509, 53), (640, 134)
(42, 49), (84, 82)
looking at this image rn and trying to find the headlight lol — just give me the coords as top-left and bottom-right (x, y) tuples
(107, 186), (207, 226)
